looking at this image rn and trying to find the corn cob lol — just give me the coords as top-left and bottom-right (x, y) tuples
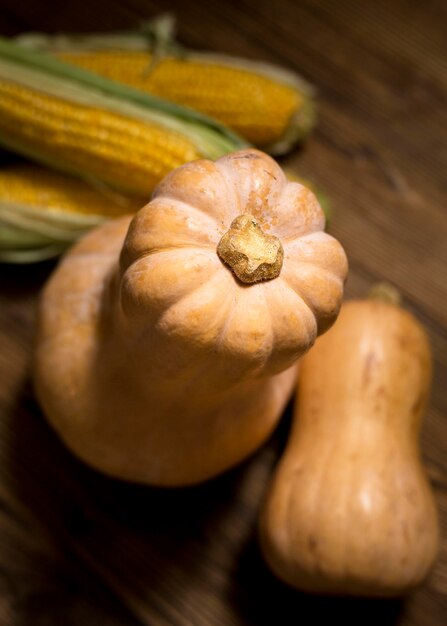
(0, 164), (144, 263)
(0, 37), (246, 198)
(15, 26), (315, 154)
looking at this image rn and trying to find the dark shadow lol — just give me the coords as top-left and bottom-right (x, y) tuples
(0, 149), (24, 166)
(0, 260), (56, 298)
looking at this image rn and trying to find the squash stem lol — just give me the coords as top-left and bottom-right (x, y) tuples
(217, 214), (283, 284)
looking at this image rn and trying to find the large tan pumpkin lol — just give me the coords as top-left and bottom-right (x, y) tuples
(34, 149), (347, 486)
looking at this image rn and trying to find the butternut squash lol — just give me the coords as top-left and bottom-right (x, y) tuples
(259, 293), (439, 596)
(34, 149), (347, 486)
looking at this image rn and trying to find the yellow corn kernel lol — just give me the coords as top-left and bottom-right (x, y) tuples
(0, 164), (143, 218)
(58, 51), (302, 148)
(0, 78), (201, 196)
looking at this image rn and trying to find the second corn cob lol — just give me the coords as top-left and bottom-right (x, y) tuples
(16, 24), (316, 155)
(0, 163), (144, 262)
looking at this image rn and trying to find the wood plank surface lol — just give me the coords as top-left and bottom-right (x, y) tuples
(0, 1), (446, 624)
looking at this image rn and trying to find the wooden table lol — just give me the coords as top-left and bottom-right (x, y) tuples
(0, 1), (446, 624)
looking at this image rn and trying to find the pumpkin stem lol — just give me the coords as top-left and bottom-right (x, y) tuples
(369, 282), (402, 307)
(217, 214), (284, 284)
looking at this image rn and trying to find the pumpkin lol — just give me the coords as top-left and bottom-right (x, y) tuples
(259, 292), (439, 595)
(34, 149), (347, 486)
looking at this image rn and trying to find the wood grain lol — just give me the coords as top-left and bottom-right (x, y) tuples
(0, 1), (446, 624)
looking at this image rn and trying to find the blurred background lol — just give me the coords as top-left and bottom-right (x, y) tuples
(0, 1), (446, 625)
